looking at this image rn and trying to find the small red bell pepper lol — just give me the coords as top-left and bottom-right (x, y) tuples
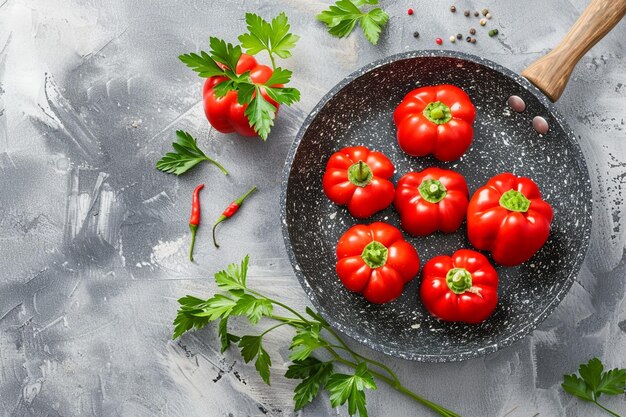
(420, 249), (498, 324)
(336, 222), (420, 304)
(203, 54), (279, 137)
(393, 84), (476, 161)
(322, 146), (395, 219)
(467, 173), (554, 266)
(394, 167), (469, 236)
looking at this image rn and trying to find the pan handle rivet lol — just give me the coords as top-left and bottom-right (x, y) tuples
(533, 116), (550, 135)
(507, 95), (526, 112)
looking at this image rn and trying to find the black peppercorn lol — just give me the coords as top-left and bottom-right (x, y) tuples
(474, 11), (479, 17)
(482, 8), (489, 16)
(469, 27), (476, 35)
(450, 5), (456, 12)
(456, 33), (462, 40)
(464, 10), (470, 16)
(466, 36), (472, 42)
(413, 31), (419, 38)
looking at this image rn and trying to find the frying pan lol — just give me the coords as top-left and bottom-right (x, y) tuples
(281, 0), (626, 361)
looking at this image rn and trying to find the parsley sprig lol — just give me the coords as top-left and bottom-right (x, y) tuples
(562, 357), (626, 416)
(174, 256), (460, 417)
(156, 130), (228, 176)
(179, 13), (300, 141)
(317, 0), (389, 45)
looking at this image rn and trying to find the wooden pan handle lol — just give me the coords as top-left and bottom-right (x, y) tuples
(521, 0), (626, 102)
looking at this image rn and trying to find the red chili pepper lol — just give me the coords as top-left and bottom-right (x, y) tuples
(189, 184), (204, 262)
(212, 186), (257, 248)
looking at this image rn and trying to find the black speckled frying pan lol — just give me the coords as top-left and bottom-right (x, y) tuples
(281, 1), (626, 361)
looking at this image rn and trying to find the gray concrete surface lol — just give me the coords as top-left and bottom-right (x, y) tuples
(0, 0), (625, 416)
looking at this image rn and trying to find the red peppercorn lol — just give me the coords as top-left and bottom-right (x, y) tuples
(435, 38), (443, 45)
(407, 8), (414, 15)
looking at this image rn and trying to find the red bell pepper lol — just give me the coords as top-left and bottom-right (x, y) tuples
(393, 84), (476, 161)
(420, 249), (498, 324)
(203, 54), (279, 137)
(336, 222), (420, 304)
(394, 167), (469, 236)
(467, 173), (553, 266)
(322, 146), (395, 219)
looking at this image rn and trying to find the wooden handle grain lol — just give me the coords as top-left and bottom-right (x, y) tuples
(521, 0), (626, 102)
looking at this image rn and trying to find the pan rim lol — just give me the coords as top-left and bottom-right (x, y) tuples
(279, 49), (592, 362)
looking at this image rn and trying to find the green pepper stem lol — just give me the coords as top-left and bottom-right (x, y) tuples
(499, 189), (531, 212)
(347, 160), (373, 187)
(422, 101), (452, 124)
(236, 186), (257, 205)
(361, 241), (388, 269)
(419, 179), (447, 203)
(446, 268), (473, 294)
(189, 224), (198, 262)
(212, 215), (227, 248)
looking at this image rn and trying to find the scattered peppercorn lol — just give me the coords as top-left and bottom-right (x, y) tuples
(482, 8), (489, 16)
(469, 27), (476, 35)
(413, 31), (420, 38)
(456, 33), (463, 40)
(407, 8), (414, 15)
(464, 10), (470, 16)
(474, 11), (479, 17)
(449, 35), (456, 43)
(471, 37), (477, 43)
(435, 37), (443, 45)
(488, 29), (499, 37)
(466, 36), (472, 42)
(486, 12), (492, 19)
(450, 5), (456, 12)
(480, 18), (487, 26)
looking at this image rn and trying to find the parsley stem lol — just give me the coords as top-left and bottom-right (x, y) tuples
(268, 52), (276, 70)
(593, 401), (621, 417)
(326, 343), (401, 386)
(204, 156), (229, 176)
(323, 325), (360, 362)
(269, 314), (305, 325)
(324, 346), (460, 417)
(246, 288), (311, 325)
(260, 322), (288, 336)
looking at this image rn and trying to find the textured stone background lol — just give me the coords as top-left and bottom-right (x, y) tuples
(0, 0), (625, 416)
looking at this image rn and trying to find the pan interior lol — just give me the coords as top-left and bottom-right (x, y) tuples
(283, 54), (591, 361)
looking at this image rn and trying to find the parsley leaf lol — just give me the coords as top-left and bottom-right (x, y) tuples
(579, 358), (604, 393)
(218, 318), (240, 353)
(232, 294), (273, 324)
(289, 324), (328, 362)
(156, 130), (228, 176)
(239, 335), (272, 385)
(562, 374), (594, 402)
(178, 51), (225, 78)
(208, 37), (242, 75)
(238, 12), (300, 64)
(286, 358), (334, 410)
(173, 295), (212, 339)
(562, 357), (626, 416)
(327, 363), (377, 417)
(244, 90), (277, 141)
(215, 255), (249, 292)
(317, 0), (389, 45)
(190, 294), (238, 320)
(598, 368), (626, 396)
